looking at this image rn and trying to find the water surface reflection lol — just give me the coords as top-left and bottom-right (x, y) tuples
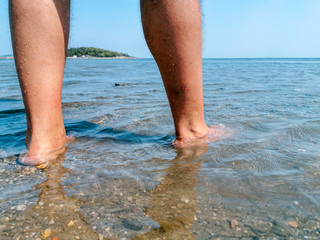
(32, 156), (101, 239)
(27, 145), (208, 239)
(135, 146), (208, 239)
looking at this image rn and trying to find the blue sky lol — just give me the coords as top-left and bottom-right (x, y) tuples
(1, 0), (320, 58)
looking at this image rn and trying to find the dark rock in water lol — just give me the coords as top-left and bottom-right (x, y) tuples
(115, 83), (128, 86)
(122, 219), (143, 231)
(248, 224), (270, 234)
(271, 225), (290, 237)
(271, 221), (292, 237)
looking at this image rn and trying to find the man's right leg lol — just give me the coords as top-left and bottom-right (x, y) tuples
(9, 0), (70, 165)
(140, 0), (226, 148)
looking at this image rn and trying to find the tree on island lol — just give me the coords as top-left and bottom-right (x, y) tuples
(67, 47), (130, 58)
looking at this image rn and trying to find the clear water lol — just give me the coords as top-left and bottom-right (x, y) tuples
(0, 58), (319, 239)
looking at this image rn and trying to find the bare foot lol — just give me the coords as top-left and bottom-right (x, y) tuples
(173, 124), (231, 148)
(19, 136), (74, 166)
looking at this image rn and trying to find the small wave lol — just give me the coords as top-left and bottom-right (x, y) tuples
(65, 120), (173, 145)
(97, 127), (172, 144)
(283, 121), (320, 142)
(62, 101), (92, 108)
(0, 98), (21, 102)
(232, 89), (274, 94)
(66, 120), (100, 133)
(0, 108), (25, 118)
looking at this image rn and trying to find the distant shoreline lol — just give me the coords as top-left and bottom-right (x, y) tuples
(66, 56), (136, 59)
(1, 57), (319, 60)
(0, 56), (136, 60)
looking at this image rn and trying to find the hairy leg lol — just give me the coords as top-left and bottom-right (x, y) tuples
(140, 0), (225, 147)
(9, 0), (70, 165)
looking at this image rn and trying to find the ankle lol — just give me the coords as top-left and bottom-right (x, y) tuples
(26, 123), (66, 154)
(175, 123), (209, 140)
(173, 124), (230, 149)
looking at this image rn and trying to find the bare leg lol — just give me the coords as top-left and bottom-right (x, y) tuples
(140, 0), (226, 148)
(9, 0), (70, 165)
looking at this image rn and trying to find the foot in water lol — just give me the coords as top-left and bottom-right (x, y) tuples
(19, 136), (74, 166)
(173, 124), (232, 148)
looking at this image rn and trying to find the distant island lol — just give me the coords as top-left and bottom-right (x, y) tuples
(67, 47), (131, 58)
(0, 48), (132, 59)
(0, 54), (13, 59)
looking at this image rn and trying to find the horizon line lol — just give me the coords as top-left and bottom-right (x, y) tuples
(1, 55), (320, 59)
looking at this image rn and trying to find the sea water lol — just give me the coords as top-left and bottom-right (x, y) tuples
(0, 58), (319, 239)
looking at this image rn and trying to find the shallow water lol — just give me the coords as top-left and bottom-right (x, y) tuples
(0, 58), (320, 239)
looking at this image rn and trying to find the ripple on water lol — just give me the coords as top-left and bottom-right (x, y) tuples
(1, 58), (320, 239)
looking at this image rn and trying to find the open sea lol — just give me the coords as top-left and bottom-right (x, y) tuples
(0, 58), (320, 239)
